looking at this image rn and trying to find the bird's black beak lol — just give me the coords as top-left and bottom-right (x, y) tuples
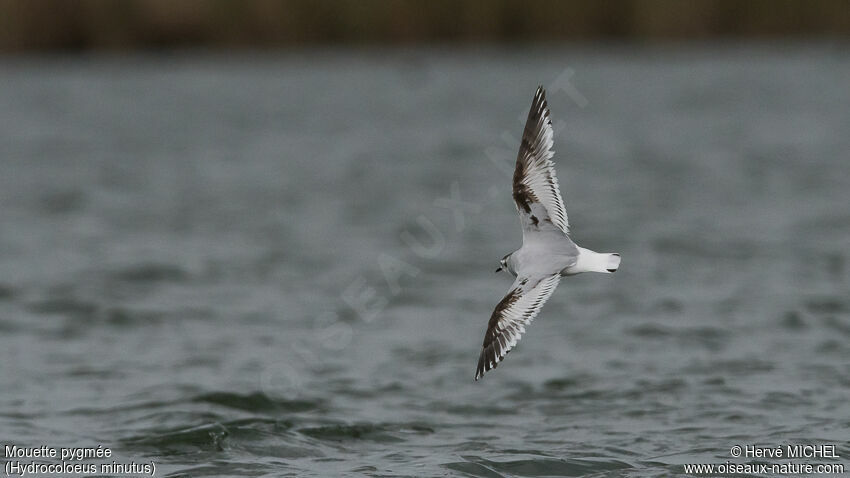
(495, 267), (502, 273)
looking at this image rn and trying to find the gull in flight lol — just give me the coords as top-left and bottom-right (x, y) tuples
(475, 86), (620, 381)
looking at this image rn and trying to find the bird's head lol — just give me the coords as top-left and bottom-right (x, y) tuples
(495, 254), (510, 273)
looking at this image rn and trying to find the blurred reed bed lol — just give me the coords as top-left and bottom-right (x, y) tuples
(0, 0), (849, 52)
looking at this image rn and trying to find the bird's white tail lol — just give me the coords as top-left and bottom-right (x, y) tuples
(569, 248), (621, 274)
(604, 253), (621, 273)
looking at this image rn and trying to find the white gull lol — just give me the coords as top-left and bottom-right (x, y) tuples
(475, 86), (621, 381)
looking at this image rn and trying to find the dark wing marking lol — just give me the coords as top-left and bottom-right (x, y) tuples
(475, 274), (562, 380)
(512, 86), (570, 236)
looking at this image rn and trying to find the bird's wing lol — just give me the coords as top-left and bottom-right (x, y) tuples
(512, 86), (570, 238)
(475, 273), (562, 380)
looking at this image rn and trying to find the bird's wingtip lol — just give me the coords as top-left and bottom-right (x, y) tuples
(474, 351), (488, 381)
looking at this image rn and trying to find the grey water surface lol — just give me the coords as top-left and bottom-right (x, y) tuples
(1, 44), (849, 477)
